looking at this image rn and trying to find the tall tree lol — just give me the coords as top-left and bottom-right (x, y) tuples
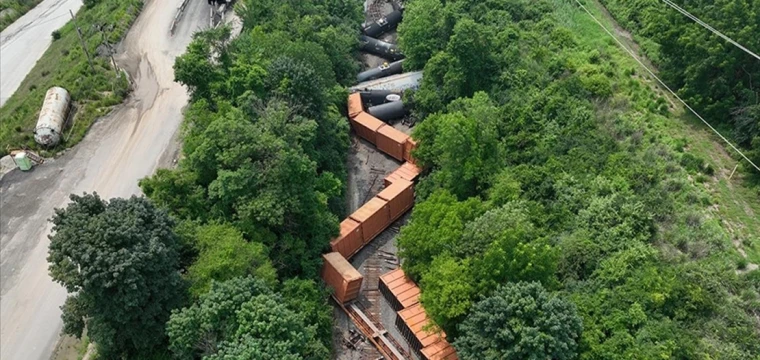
(47, 193), (185, 358)
(419, 255), (475, 337)
(166, 276), (329, 360)
(397, 190), (485, 280)
(455, 282), (583, 360)
(412, 92), (505, 198)
(397, 0), (452, 70)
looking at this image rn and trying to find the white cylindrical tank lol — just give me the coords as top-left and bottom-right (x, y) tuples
(386, 94), (401, 102)
(34, 87), (70, 147)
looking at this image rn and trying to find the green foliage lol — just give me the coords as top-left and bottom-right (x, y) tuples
(396, 0), (452, 70)
(280, 278), (334, 354)
(748, 136), (760, 183)
(145, 2), (358, 356)
(598, 0), (760, 150)
(233, 0), (361, 86)
(413, 92), (505, 198)
(398, 190), (485, 280)
(412, 18), (498, 115)
(185, 223), (277, 297)
(166, 277), (329, 360)
(397, 0), (760, 357)
(47, 194), (185, 358)
(455, 282), (583, 360)
(419, 256), (475, 336)
(83, 0), (102, 8)
(0, 0), (142, 156)
(143, 100), (341, 278)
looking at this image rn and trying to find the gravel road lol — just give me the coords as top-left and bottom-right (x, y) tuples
(0, 1), (209, 358)
(0, 0), (83, 106)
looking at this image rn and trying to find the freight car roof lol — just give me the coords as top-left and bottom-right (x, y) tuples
(380, 268), (420, 308)
(398, 303), (449, 349)
(349, 197), (389, 223)
(323, 252), (362, 281)
(421, 340), (459, 360)
(377, 124), (410, 144)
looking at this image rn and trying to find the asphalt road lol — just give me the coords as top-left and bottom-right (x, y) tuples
(0, 0), (83, 106)
(0, 1), (210, 358)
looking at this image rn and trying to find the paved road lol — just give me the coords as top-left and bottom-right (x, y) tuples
(0, 0), (83, 106)
(0, 1), (210, 359)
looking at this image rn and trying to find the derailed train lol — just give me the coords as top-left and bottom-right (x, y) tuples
(322, 4), (460, 359)
(360, 35), (405, 62)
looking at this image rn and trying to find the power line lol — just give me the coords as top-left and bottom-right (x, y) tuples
(572, 0), (760, 173)
(660, 0), (760, 61)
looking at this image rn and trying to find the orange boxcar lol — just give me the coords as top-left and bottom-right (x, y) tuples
(376, 125), (410, 161)
(384, 162), (422, 187)
(404, 138), (418, 164)
(421, 341), (459, 360)
(322, 252), (363, 303)
(379, 268), (420, 312)
(376, 179), (414, 222)
(347, 93), (364, 118)
(330, 218), (364, 259)
(349, 197), (391, 245)
(351, 112), (385, 144)
(395, 304), (454, 359)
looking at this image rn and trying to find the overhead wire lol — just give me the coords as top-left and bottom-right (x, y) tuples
(660, 0), (760, 61)
(571, 0), (760, 173)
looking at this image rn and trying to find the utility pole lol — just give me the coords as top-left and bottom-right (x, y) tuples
(70, 10), (95, 73)
(97, 24), (119, 78)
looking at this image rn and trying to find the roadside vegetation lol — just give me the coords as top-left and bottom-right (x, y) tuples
(0, 0), (43, 31)
(48, 0), (363, 358)
(397, 0), (760, 358)
(0, 0), (140, 157)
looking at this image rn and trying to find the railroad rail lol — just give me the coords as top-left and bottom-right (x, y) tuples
(333, 295), (410, 360)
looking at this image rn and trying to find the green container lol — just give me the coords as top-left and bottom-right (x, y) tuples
(14, 152), (33, 171)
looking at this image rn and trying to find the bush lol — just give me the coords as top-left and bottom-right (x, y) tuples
(51, 30), (61, 40)
(455, 282), (582, 360)
(737, 257), (748, 270)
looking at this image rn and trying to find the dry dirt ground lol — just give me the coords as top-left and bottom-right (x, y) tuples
(0, 1), (211, 359)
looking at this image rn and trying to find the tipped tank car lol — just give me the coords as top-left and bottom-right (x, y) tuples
(351, 71), (423, 92)
(362, 9), (403, 38)
(359, 90), (401, 107)
(34, 87), (71, 147)
(368, 100), (406, 122)
(357, 60), (405, 83)
(360, 36), (405, 61)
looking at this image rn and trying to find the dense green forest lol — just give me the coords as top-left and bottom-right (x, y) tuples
(596, 0), (760, 180)
(47, 0), (363, 358)
(397, 0), (760, 359)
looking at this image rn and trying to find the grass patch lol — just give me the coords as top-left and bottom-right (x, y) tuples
(0, 0), (143, 157)
(566, 0), (760, 266)
(76, 335), (89, 360)
(0, 0), (44, 32)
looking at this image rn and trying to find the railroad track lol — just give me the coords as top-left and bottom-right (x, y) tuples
(335, 294), (410, 360)
(367, 0), (386, 22)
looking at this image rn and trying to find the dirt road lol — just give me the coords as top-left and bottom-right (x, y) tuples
(0, 0), (83, 106)
(0, 1), (209, 358)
